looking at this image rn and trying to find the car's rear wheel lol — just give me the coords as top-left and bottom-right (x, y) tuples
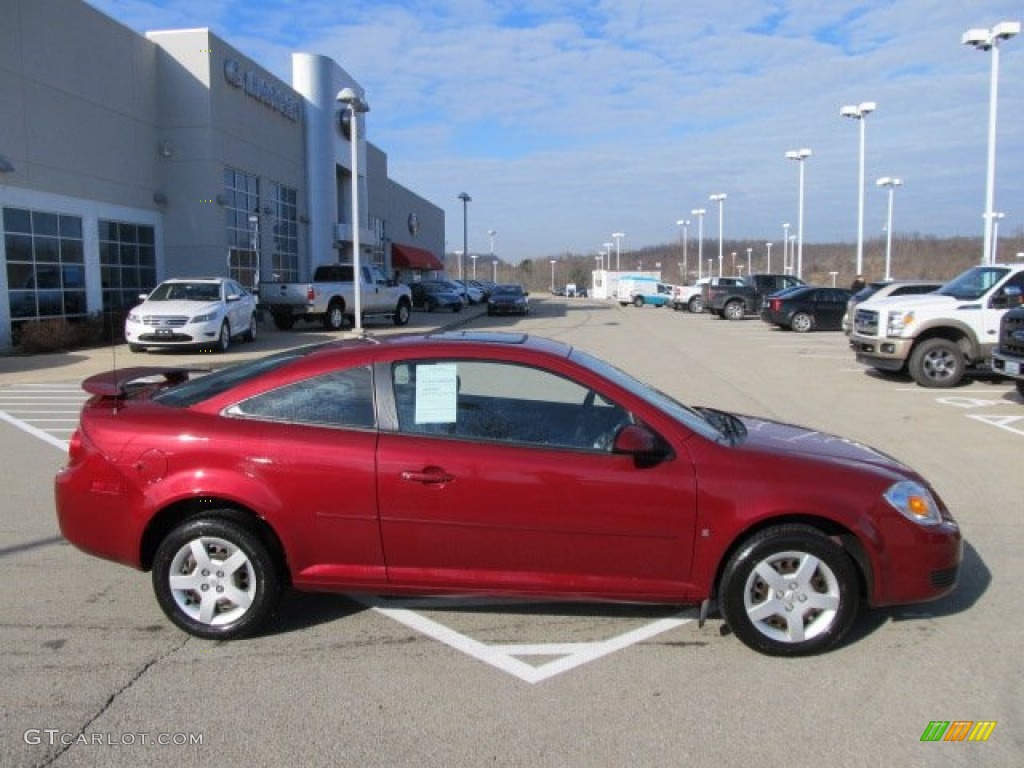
(1016, 380), (1024, 399)
(129, 344), (144, 353)
(393, 300), (411, 326)
(244, 312), (257, 342)
(324, 302), (345, 331)
(909, 338), (965, 387)
(633, 296), (644, 308)
(791, 312), (814, 333)
(152, 518), (281, 640)
(719, 525), (861, 656)
(723, 300), (745, 320)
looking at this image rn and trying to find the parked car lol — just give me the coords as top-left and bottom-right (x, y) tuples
(410, 281), (464, 313)
(761, 286), (853, 332)
(486, 284), (529, 316)
(842, 280), (943, 334)
(56, 332), (960, 657)
(125, 277), (257, 353)
(428, 279), (469, 306)
(456, 280), (485, 304)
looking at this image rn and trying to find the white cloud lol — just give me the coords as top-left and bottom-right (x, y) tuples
(84, 0), (1024, 263)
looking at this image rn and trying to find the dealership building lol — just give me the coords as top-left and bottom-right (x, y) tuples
(0, 0), (446, 351)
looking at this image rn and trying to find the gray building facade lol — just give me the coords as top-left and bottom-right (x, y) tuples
(0, 0), (444, 351)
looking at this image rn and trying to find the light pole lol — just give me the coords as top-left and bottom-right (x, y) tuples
(457, 192), (471, 280)
(877, 177), (902, 280)
(963, 22), (1020, 265)
(492, 259), (497, 282)
(550, 259), (557, 291)
(488, 229), (496, 274)
(603, 242), (614, 272)
(745, 247), (752, 276)
(691, 208), (706, 280)
(337, 87), (370, 334)
(470, 254), (478, 279)
(247, 214), (260, 291)
(782, 223), (790, 274)
(765, 242), (773, 273)
(611, 232), (624, 271)
(785, 149), (811, 279)
(709, 194), (726, 277)
(676, 219), (690, 282)
(841, 101), (877, 275)
(991, 211), (1006, 262)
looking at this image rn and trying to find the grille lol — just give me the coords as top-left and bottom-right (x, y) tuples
(999, 311), (1024, 357)
(930, 565), (959, 590)
(141, 315), (188, 328)
(854, 308), (879, 336)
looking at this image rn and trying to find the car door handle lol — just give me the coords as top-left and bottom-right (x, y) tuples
(400, 467), (455, 485)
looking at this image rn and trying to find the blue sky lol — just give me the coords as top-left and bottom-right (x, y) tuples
(86, 0), (1023, 265)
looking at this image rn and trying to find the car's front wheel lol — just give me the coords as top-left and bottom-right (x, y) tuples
(393, 300), (411, 326)
(214, 322), (230, 353)
(718, 524), (861, 656)
(909, 337), (965, 388)
(244, 312), (257, 342)
(723, 300), (745, 320)
(688, 296), (703, 313)
(152, 517), (281, 640)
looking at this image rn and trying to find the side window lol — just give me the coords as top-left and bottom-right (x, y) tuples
(226, 366), (374, 429)
(392, 360), (630, 450)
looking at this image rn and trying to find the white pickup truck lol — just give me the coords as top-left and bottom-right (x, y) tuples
(258, 264), (412, 331)
(849, 263), (1024, 387)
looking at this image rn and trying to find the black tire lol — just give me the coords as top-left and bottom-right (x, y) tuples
(689, 296), (703, 313)
(324, 302), (345, 331)
(243, 312), (257, 342)
(272, 314), (295, 331)
(393, 300), (411, 326)
(908, 337), (965, 388)
(426, 299), (437, 313)
(129, 344), (144, 353)
(1016, 380), (1024, 399)
(723, 300), (745, 321)
(791, 312), (814, 333)
(718, 524), (861, 656)
(453, 302), (462, 313)
(633, 296), (644, 308)
(151, 517), (281, 640)
(213, 322), (230, 353)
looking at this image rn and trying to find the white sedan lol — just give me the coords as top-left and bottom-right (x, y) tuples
(125, 277), (258, 353)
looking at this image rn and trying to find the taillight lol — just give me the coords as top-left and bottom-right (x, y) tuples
(67, 429), (84, 464)
(770, 299), (781, 311)
(306, 285), (316, 302)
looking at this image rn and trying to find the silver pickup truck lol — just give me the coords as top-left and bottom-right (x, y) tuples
(258, 264), (412, 331)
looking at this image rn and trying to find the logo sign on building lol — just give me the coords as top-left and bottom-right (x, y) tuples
(223, 59), (300, 122)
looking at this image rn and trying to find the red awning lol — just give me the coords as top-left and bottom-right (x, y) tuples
(392, 244), (444, 271)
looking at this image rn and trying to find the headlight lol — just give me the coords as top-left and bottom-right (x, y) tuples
(191, 312), (217, 323)
(126, 312), (139, 324)
(884, 480), (941, 526)
(886, 311), (914, 336)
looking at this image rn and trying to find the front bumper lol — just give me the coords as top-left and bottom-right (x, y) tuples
(125, 320), (222, 348)
(850, 334), (914, 370)
(991, 351), (1024, 380)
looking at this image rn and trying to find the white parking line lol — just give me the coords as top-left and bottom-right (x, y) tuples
(0, 411), (68, 452)
(361, 596), (694, 684)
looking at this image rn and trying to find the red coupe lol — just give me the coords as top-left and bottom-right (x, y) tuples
(55, 332), (961, 656)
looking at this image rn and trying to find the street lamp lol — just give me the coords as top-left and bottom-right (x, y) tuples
(337, 87), (370, 334)
(470, 254), (478, 279)
(782, 223), (790, 274)
(840, 101), (877, 275)
(457, 192), (471, 280)
(247, 214), (260, 291)
(745, 247), (752, 276)
(676, 219), (690, 282)
(785, 149), (811, 279)
(603, 242), (614, 271)
(550, 259), (557, 291)
(709, 194), (727, 277)
(991, 211), (1006, 262)
(877, 177), (903, 280)
(963, 21), (1020, 265)
(611, 232), (624, 270)
(765, 242), (773, 273)
(691, 208), (706, 280)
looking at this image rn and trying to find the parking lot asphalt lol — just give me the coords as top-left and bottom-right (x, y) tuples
(2, 297), (1022, 768)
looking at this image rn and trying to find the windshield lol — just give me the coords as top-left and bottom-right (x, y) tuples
(938, 266), (1009, 301)
(148, 281), (221, 302)
(568, 347), (727, 443)
(153, 344), (327, 407)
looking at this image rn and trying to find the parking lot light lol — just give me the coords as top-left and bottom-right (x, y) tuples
(877, 177), (903, 280)
(841, 101), (877, 276)
(784, 150), (811, 279)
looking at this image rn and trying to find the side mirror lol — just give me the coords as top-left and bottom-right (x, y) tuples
(612, 424), (670, 466)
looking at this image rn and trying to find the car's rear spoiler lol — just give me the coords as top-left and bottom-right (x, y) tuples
(81, 367), (200, 397)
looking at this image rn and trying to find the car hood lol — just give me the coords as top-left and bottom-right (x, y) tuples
(856, 292), (966, 313)
(134, 300), (222, 317)
(736, 414), (912, 477)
